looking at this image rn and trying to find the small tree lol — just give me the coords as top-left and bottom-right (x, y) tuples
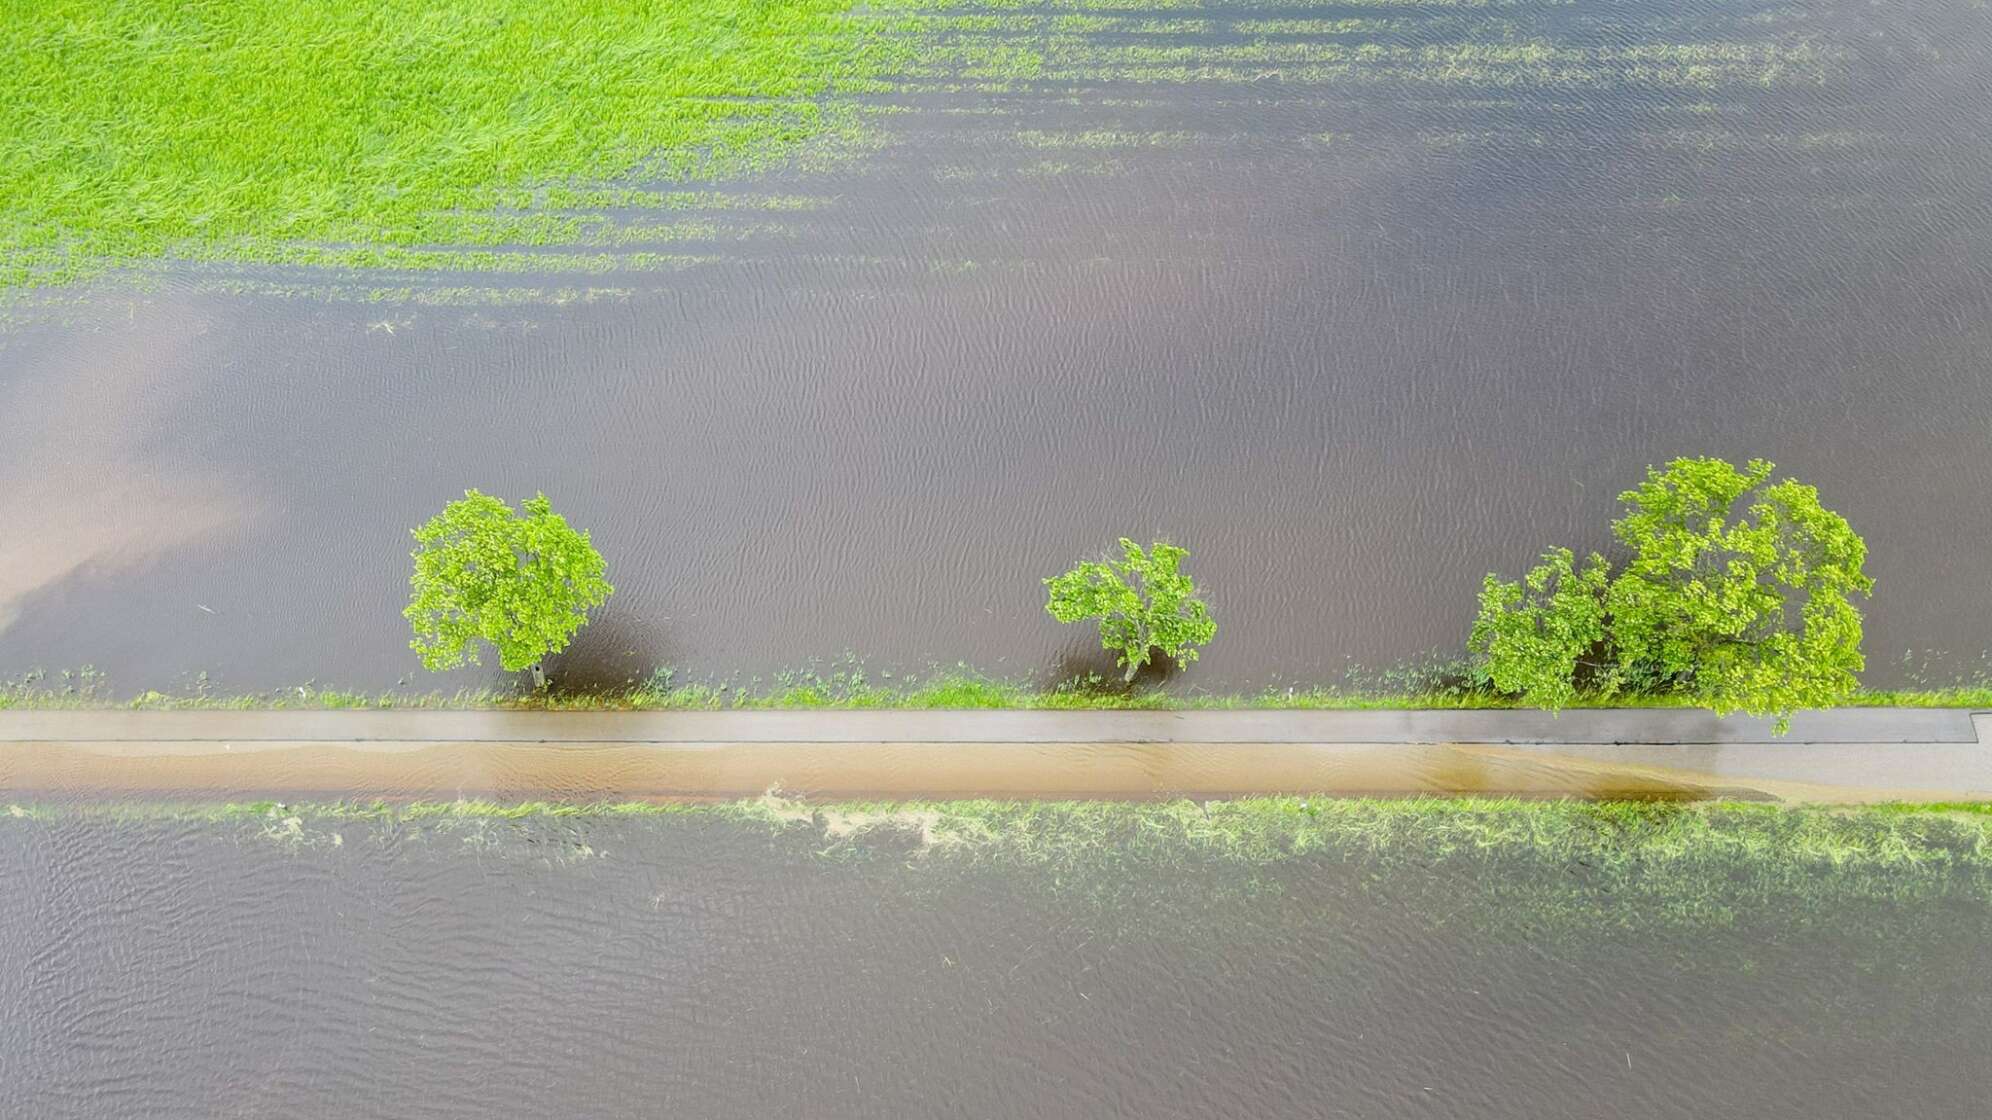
(405, 490), (613, 686)
(1045, 538), (1216, 681)
(1470, 458), (1871, 731)
(1468, 546), (1610, 714)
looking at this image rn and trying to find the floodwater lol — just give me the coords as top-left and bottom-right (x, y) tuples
(4, 0), (1992, 694)
(5, 806), (1991, 1118)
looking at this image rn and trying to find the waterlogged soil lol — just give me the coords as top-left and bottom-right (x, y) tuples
(4, 802), (1991, 1118)
(4, 0), (1992, 693)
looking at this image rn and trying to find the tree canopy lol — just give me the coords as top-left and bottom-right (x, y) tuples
(1470, 458), (1871, 731)
(1046, 538), (1217, 681)
(405, 491), (613, 674)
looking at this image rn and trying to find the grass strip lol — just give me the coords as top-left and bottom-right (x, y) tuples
(2, 665), (1987, 712)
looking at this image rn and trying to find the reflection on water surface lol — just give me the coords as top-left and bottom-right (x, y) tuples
(2, 0), (1989, 693)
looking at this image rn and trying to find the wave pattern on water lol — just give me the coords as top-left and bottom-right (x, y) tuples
(5, 804), (1992, 1118)
(1, 0), (1989, 692)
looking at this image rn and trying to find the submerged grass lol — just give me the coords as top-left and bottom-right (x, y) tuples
(4, 0), (1866, 293)
(13, 798), (1992, 938)
(21, 795), (1992, 866)
(19, 796), (1992, 906)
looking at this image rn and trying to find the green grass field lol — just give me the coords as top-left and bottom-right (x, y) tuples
(2, 0), (1856, 293)
(0, 0), (905, 289)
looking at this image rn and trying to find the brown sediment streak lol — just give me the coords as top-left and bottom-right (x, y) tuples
(2, 738), (1984, 803)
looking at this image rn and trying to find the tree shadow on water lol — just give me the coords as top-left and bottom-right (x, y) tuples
(1035, 638), (1180, 700)
(540, 611), (673, 698)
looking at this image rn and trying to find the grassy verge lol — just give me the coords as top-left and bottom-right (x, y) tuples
(1, 665), (1987, 712)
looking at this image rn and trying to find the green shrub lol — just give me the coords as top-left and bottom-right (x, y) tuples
(405, 491), (613, 679)
(1469, 546), (1610, 713)
(1471, 458), (1871, 730)
(1045, 539), (1216, 681)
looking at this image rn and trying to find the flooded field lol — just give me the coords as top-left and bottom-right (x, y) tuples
(5, 799), (1991, 1117)
(6, 5), (1988, 1110)
(4, 0), (1991, 693)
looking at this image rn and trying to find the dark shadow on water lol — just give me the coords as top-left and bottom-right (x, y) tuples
(1036, 638), (1180, 698)
(541, 610), (673, 697)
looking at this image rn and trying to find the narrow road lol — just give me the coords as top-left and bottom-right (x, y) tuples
(3, 708), (1987, 802)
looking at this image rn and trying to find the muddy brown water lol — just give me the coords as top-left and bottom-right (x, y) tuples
(5, 807), (1992, 1118)
(5, 710), (1987, 802)
(3, 0), (1990, 695)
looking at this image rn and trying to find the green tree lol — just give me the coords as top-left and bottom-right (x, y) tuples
(1468, 547), (1611, 713)
(1045, 538), (1216, 681)
(1470, 458), (1872, 731)
(405, 490), (613, 684)
(1605, 457), (1871, 727)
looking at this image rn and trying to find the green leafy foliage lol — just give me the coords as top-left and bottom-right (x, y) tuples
(1045, 539), (1216, 680)
(1471, 458), (1872, 730)
(1606, 457), (1872, 726)
(405, 491), (613, 674)
(1468, 547), (1610, 713)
